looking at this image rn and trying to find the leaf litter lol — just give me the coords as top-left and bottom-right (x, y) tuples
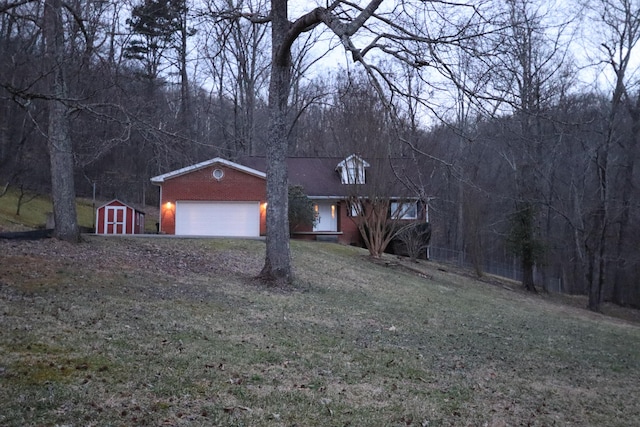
(0, 236), (639, 426)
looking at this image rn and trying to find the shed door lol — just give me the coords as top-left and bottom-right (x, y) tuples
(175, 201), (260, 237)
(106, 206), (126, 234)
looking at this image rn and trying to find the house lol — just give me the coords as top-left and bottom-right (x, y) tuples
(96, 199), (145, 235)
(150, 154), (428, 244)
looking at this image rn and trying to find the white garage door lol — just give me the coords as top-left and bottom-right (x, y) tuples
(175, 201), (260, 237)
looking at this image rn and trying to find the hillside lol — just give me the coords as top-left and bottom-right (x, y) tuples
(0, 188), (158, 233)
(1, 236), (639, 426)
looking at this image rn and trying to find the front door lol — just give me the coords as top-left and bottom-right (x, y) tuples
(313, 202), (337, 232)
(106, 206), (126, 234)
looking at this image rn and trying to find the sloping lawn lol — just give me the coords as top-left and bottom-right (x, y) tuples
(1, 237), (639, 426)
(0, 188), (95, 231)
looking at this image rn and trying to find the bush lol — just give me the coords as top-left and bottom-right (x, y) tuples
(288, 185), (316, 232)
(394, 222), (432, 261)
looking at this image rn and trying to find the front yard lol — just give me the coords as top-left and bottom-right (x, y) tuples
(1, 236), (639, 426)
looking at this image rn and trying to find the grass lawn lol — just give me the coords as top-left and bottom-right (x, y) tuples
(0, 188), (159, 233)
(1, 236), (639, 426)
(0, 188), (95, 231)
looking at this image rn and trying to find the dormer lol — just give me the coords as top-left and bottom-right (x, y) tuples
(336, 154), (370, 184)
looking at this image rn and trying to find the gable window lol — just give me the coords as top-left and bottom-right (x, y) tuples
(337, 154), (369, 185)
(212, 168), (224, 180)
(346, 165), (364, 184)
(391, 201), (418, 220)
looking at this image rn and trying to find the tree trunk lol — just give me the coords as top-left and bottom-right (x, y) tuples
(587, 250), (603, 312)
(44, 0), (80, 243)
(612, 158), (633, 306)
(259, 0), (291, 284)
(522, 257), (536, 292)
(178, 6), (191, 139)
(521, 205), (536, 292)
(612, 109), (638, 305)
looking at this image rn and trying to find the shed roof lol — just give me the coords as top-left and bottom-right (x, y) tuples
(97, 199), (146, 214)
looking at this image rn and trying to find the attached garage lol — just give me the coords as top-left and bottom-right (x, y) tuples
(175, 201), (260, 237)
(150, 158), (267, 236)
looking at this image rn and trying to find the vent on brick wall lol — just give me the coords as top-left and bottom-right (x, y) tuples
(212, 169), (224, 181)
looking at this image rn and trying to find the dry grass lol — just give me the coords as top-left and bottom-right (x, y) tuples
(0, 189), (95, 232)
(0, 189), (158, 233)
(1, 236), (639, 426)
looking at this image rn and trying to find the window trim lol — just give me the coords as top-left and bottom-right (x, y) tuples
(212, 168), (225, 181)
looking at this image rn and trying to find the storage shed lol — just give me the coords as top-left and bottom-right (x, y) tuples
(96, 199), (145, 235)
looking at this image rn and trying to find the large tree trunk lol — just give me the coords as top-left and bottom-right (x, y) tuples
(44, 0), (80, 242)
(259, 0), (291, 284)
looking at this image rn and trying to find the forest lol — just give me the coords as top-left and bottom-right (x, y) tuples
(1, 0), (639, 310)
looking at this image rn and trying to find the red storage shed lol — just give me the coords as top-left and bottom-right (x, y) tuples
(96, 199), (145, 235)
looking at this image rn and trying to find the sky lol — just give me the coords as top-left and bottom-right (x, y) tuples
(186, 0), (639, 125)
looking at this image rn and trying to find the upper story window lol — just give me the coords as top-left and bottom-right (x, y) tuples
(391, 201), (418, 220)
(337, 154), (369, 185)
(346, 165), (364, 184)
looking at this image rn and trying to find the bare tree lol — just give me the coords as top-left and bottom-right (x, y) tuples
(255, 0), (389, 283)
(396, 222), (431, 262)
(201, 0), (270, 157)
(44, 0), (80, 241)
(235, 0), (491, 283)
(328, 74), (429, 258)
(586, 0), (640, 309)
(345, 155), (421, 258)
(459, 0), (575, 292)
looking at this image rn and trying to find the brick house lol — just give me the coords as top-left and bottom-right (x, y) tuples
(150, 155), (428, 244)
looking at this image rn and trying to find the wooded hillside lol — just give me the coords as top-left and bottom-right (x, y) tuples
(1, 0), (639, 308)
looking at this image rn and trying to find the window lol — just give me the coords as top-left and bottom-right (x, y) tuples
(337, 155), (369, 184)
(391, 201), (418, 220)
(346, 165), (364, 184)
(348, 200), (362, 217)
(212, 168), (224, 180)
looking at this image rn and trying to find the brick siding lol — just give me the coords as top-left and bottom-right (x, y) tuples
(157, 164), (267, 235)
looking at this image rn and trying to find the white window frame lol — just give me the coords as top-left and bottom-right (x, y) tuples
(391, 201), (418, 220)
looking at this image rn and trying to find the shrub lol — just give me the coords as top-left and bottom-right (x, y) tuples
(288, 185), (316, 232)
